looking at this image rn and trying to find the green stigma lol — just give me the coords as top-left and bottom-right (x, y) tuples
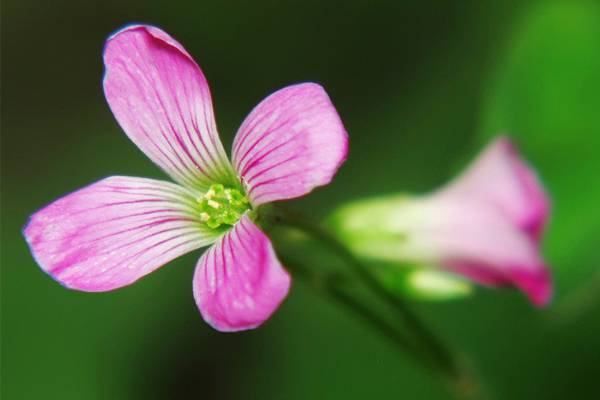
(197, 184), (250, 229)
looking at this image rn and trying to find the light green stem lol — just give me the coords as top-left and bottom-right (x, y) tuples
(269, 206), (484, 399)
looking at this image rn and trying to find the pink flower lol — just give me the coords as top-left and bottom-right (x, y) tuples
(333, 137), (552, 306)
(23, 25), (348, 331)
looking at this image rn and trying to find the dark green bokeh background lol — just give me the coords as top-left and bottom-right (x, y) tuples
(3, 1), (599, 398)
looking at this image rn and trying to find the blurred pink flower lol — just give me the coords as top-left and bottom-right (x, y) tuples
(335, 137), (552, 306)
(23, 25), (348, 331)
(413, 137), (552, 305)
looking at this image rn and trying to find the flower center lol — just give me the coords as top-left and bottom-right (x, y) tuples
(197, 184), (250, 229)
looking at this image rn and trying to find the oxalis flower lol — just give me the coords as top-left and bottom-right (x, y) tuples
(332, 137), (552, 306)
(23, 25), (348, 331)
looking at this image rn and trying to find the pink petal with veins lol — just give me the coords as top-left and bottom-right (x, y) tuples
(232, 83), (348, 206)
(103, 25), (233, 190)
(24, 176), (213, 291)
(193, 214), (291, 331)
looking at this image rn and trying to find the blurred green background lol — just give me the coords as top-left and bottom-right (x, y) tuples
(2, 0), (599, 398)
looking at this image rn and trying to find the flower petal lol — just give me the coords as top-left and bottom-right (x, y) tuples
(394, 198), (553, 306)
(332, 193), (552, 306)
(103, 25), (234, 190)
(193, 214), (291, 331)
(232, 83), (348, 206)
(441, 136), (549, 241)
(24, 176), (215, 292)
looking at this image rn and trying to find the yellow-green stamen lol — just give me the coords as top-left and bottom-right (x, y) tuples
(197, 184), (250, 229)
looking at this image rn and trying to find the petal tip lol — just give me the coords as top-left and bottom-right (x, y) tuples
(511, 265), (553, 307)
(103, 23), (194, 65)
(501, 137), (551, 241)
(23, 213), (76, 290)
(196, 270), (291, 333)
(201, 277), (291, 333)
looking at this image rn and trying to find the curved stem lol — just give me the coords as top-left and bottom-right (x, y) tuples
(271, 206), (469, 385)
(285, 257), (483, 400)
(282, 256), (425, 363)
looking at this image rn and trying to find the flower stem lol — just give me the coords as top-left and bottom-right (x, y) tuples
(281, 256), (424, 362)
(270, 206), (479, 396)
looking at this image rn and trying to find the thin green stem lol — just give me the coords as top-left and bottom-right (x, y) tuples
(270, 206), (467, 383)
(282, 256), (425, 363)
(284, 256), (483, 399)
(266, 205), (487, 398)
